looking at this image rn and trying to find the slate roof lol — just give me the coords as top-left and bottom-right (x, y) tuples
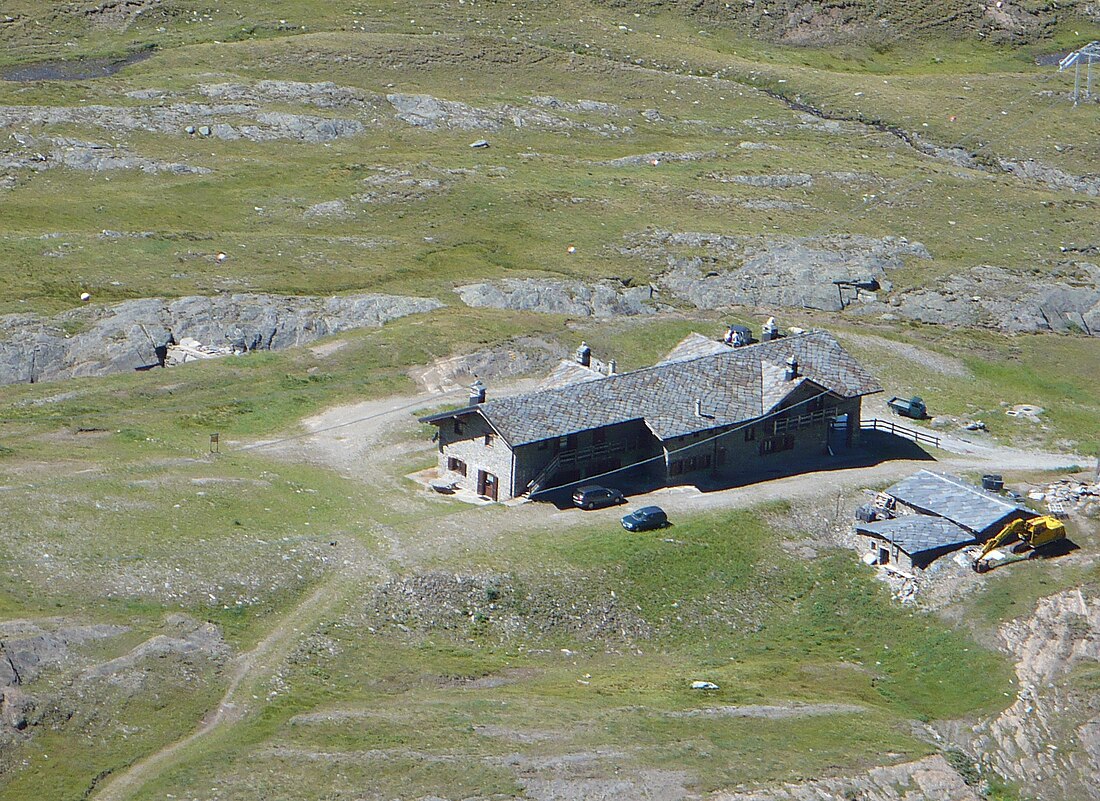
(423, 330), (881, 447)
(855, 516), (977, 557)
(536, 360), (606, 390)
(884, 469), (1027, 535)
(658, 333), (732, 364)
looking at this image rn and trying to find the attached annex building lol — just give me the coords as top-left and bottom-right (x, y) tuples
(420, 329), (881, 501)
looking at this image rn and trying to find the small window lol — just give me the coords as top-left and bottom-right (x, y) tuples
(760, 435), (795, 456)
(447, 457), (467, 476)
(744, 426), (755, 442)
(559, 434), (577, 451)
(454, 419), (465, 435)
(484, 432), (495, 447)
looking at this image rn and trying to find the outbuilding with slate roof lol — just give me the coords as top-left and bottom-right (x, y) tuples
(854, 469), (1035, 571)
(420, 329), (881, 501)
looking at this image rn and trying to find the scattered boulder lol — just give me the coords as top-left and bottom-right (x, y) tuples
(0, 292), (443, 385)
(455, 279), (658, 317)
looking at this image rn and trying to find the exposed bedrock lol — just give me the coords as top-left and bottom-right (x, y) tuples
(455, 278), (660, 317)
(939, 589), (1100, 801)
(0, 292), (442, 385)
(888, 262), (1100, 335)
(623, 231), (931, 312)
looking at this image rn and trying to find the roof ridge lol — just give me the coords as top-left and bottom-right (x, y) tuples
(918, 469), (1019, 512)
(482, 330), (822, 410)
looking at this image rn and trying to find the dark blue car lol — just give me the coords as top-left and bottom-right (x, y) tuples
(621, 506), (669, 532)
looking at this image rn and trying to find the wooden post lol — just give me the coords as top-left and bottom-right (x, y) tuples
(210, 432), (219, 454)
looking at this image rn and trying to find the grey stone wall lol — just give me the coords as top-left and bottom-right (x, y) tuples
(436, 411), (514, 499)
(663, 395), (862, 482)
(514, 420), (662, 495)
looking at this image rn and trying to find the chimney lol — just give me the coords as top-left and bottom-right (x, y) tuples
(607, 359), (617, 375)
(469, 378), (486, 405)
(784, 356), (799, 381)
(576, 341), (591, 367)
(762, 317), (779, 342)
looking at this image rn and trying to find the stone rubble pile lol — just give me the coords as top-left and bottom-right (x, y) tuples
(1027, 477), (1100, 518)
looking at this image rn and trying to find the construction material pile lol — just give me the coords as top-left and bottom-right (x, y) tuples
(1028, 478), (1100, 518)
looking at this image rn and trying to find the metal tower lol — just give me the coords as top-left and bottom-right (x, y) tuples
(1059, 41), (1100, 105)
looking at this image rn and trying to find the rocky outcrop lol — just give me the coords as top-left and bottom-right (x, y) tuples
(198, 80), (375, 109)
(999, 159), (1100, 197)
(596, 150), (716, 167)
(622, 231), (930, 312)
(706, 172), (813, 188)
(890, 262), (1100, 335)
(711, 755), (978, 800)
(0, 104), (365, 143)
(1, 135), (209, 175)
(0, 292), (443, 385)
(943, 590), (1100, 800)
(455, 279), (658, 317)
(385, 93), (627, 135)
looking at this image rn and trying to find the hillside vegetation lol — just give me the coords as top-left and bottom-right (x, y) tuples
(0, 3), (1098, 801)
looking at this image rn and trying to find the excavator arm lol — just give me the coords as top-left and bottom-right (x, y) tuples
(973, 516), (1067, 573)
(975, 518), (1026, 563)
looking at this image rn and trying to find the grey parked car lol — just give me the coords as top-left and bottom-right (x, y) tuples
(572, 485), (626, 510)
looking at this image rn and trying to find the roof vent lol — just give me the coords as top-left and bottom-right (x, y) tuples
(469, 378), (486, 405)
(576, 341), (591, 367)
(784, 356), (799, 381)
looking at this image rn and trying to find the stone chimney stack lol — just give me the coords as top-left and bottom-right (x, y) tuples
(576, 341), (592, 367)
(784, 356), (799, 381)
(607, 359), (617, 375)
(469, 378), (486, 405)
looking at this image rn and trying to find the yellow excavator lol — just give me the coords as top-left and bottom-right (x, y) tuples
(972, 515), (1066, 573)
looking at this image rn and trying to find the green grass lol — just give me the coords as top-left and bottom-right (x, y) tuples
(121, 505), (1013, 800)
(0, 4), (1096, 798)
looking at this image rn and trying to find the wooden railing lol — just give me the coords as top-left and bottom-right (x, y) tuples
(860, 418), (941, 449)
(772, 407), (840, 435)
